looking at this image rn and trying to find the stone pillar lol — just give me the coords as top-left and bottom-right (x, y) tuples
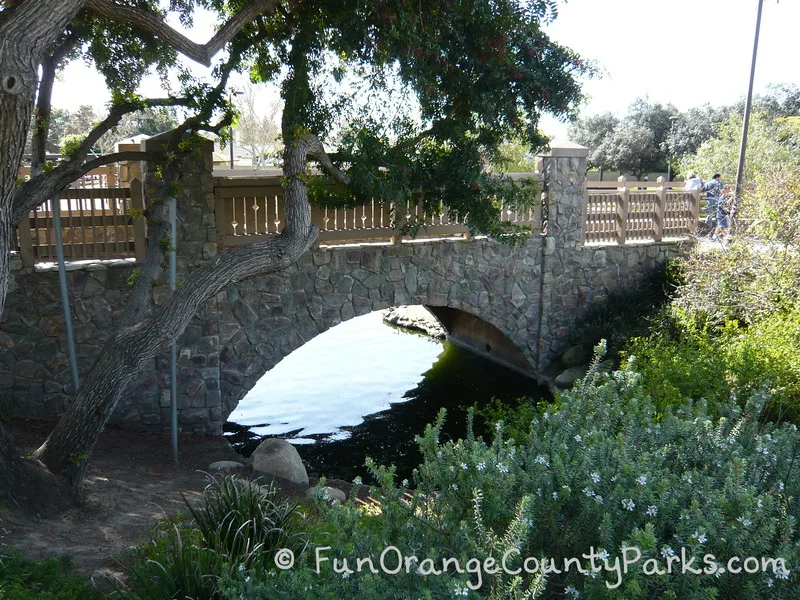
(542, 140), (588, 249)
(537, 140), (588, 376)
(142, 134), (223, 435)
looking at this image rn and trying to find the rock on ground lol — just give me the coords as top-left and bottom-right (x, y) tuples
(251, 438), (309, 486)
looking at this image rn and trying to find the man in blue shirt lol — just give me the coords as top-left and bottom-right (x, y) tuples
(702, 173), (724, 235)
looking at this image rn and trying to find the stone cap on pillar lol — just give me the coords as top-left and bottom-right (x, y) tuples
(141, 130), (215, 154)
(540, 139), (589, 159)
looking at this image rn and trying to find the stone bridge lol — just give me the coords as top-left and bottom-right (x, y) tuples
(1, 143), (688, 435)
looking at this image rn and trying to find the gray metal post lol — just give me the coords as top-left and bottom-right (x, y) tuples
(51, 195), (80, 392)
(735, 0), (764, 196)
(169, 195), (178, 464)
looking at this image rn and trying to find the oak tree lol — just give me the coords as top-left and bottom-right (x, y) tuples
(0, 0), (588, 505)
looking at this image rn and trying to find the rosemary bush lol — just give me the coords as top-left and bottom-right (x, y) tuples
(221, 358), (800, 599)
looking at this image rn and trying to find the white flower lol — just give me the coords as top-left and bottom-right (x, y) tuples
(552, 491), (559, 500)
(453, 583), (470, 596)
(534, 456), (550, 467)
(352, 476), (362, 485)
(477, 461), (487, 471)
(636, 475), (648, 486)
(574, 434), (583, 443)
(622, 498), (635, 511)
(610, 475), (618, 483)
(776, 567), (790, 580)
(450, 465), (455, 472)
(565, 585), (580, 598)
(692, 531), (707, 544)
(645, 505), (658, 517)
(594, 495), (604, 504)
(766, 578), (774, 588)
(660, 547), (675, 559)
(584, 569), (598, 579)
(461, 462), (468, 470)
(590, 472), (601, 484)
(779, 481), (785, 491)
(583, 487), (596, 498)
(451, 484), (459, 491)
(736, 516), (752, 527)
(497, 463), (509, 474)
(401, 479), (409, 487)
(597, 550), (610, 561)
(683, 474), (693, 484)
(341, 571), (350, 579)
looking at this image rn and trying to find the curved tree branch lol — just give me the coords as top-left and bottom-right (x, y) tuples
(12, 96), (187, 224)
(307, 137), (351, 187)
(31, 33), (80, 177)
(84, 0), (280, 67)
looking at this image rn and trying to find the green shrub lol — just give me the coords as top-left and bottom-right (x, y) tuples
(0, 547), (104, 600)
(221, 364), (800, 599)
(127, 522), (221, 600)
(626, 307), (800, 420)
(127, 476), (306, 600)
(220, 450), (544, 600)
(413, 368), (800, 598)
(473, 396), (551, 444)
(186, 476), (304, 571)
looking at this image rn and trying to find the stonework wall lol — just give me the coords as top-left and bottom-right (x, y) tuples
(0, 142), (692, 434)
(215, 238), (547, 419)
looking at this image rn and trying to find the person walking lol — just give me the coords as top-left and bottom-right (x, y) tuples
(684, 171), (703, 191)
(701, 173), (724, 236)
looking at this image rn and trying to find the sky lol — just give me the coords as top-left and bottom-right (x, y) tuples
(51, 0), (800, 141)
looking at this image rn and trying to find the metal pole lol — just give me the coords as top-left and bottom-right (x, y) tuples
(168, 196), (178, 464)
(229, 132), (234, 169)
(735, 0), (765, 196)
(51, 195), (80, 392)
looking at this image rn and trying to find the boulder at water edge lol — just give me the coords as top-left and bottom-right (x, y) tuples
(251, 439), (309, 486)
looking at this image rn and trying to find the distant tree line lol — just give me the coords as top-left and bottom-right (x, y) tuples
(568, 83), (800, 180)
(26, 104), (179, 157)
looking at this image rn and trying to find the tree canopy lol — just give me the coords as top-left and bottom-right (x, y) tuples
(570, 85), (800, 180)
(0, 0), (590, 504)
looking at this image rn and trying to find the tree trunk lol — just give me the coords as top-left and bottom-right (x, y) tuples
(35, 136), (323, 495)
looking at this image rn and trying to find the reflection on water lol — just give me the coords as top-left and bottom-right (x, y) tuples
(224, 310), (549, 482)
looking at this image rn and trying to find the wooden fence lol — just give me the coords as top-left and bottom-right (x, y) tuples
(12, 170), (698, 267)
(13, 164), (146, 267)
(584, 177), (700, 245)
(214, 176), (542, 247)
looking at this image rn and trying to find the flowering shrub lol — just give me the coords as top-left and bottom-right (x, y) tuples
(221, 361), (800, 599)
(410, 364), (800, 599)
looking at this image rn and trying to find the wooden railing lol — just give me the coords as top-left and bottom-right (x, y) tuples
(584, 177), (700, 245)
(214, 175), (543, 247)
(12, 169), (699, 267)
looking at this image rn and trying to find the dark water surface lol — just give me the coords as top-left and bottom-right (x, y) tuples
(224, 310), (549, 482)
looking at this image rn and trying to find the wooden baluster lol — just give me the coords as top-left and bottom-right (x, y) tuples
(616, 176), (628, 245)
(17, 209), (34, 268)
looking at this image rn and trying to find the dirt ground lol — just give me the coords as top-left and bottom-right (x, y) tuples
(0, 419), (313, 589)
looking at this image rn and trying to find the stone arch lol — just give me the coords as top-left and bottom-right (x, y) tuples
(216, 239), (543, 420)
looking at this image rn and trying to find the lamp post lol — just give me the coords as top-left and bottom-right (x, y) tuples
(667, 115), (679, 182)
(228, 90), (243, 169)
(735, 0), (765, 196)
